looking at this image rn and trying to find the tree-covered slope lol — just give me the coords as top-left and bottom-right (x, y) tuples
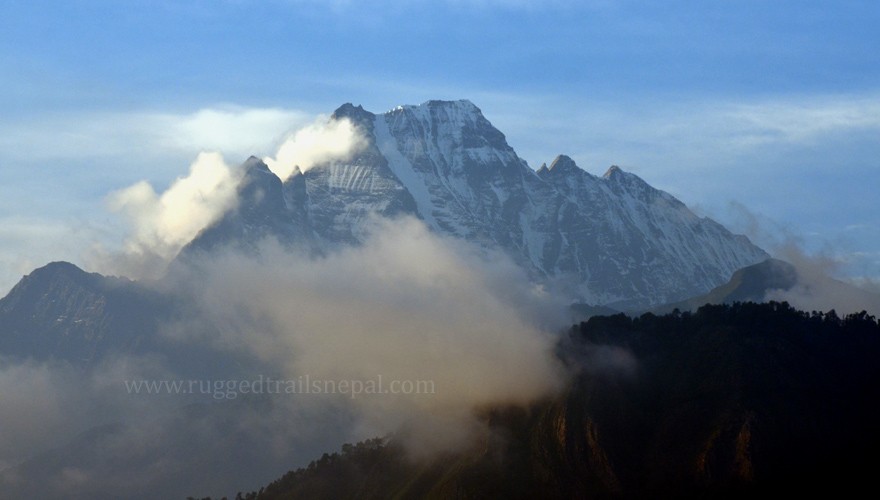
(221, 302), (880, 499)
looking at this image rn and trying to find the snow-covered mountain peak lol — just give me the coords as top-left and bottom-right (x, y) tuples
(381, 99), (504, 148)
(377, 99), (523, 179)
(390, 99), (481, 118)
(184, 99), (769, 308)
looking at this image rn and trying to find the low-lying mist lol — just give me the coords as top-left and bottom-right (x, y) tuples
(169, 216), (568, 456)
(725, 201), (880, 315)
(0, 215), (570, 499)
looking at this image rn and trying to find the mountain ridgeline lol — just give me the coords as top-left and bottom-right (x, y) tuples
(182, 100), (767, 309)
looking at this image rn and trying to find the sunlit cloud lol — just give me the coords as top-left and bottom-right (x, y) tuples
(263, 115), (367, 179)
(106, 151), (241, 268)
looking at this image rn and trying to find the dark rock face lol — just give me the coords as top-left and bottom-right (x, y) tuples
(179, 156), (314, 257)
(0, 262), (172, 365)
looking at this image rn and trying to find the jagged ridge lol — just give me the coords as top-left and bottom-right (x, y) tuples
(183, 100), (768, 308)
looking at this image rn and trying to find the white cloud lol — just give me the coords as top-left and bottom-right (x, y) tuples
(160, 106), (310, 157)
(107, 152), (241, 269)
(0, 105), (306, 289)
(263, 115), (367, 180)
(94, 112), (370, 278)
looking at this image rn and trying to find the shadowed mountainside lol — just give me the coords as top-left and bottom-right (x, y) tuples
(224, 302), (880, 499)
(0, 262), (174, 365)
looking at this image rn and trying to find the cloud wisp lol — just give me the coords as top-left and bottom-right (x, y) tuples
(488, 91), (880, 174)
(764, 242), (880, 316)
(721, 201), (880, 316)
(107, 152), (242, 273)
(263, 115), (367, 180)
(100, 112), (370, 280)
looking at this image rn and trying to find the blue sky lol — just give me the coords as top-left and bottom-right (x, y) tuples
(1, 0), (879, 291)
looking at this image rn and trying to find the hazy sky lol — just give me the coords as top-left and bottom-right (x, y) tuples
(1, 0), (879, 291)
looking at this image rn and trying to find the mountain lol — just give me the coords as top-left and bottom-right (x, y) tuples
(182, 100), (767, 308)
(651, 257), (880, 315)
(651, 258), (799, 314)
(0, 262), (248, 375)
(0, 261), (173, 365)
(229, 302), (880, 499)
